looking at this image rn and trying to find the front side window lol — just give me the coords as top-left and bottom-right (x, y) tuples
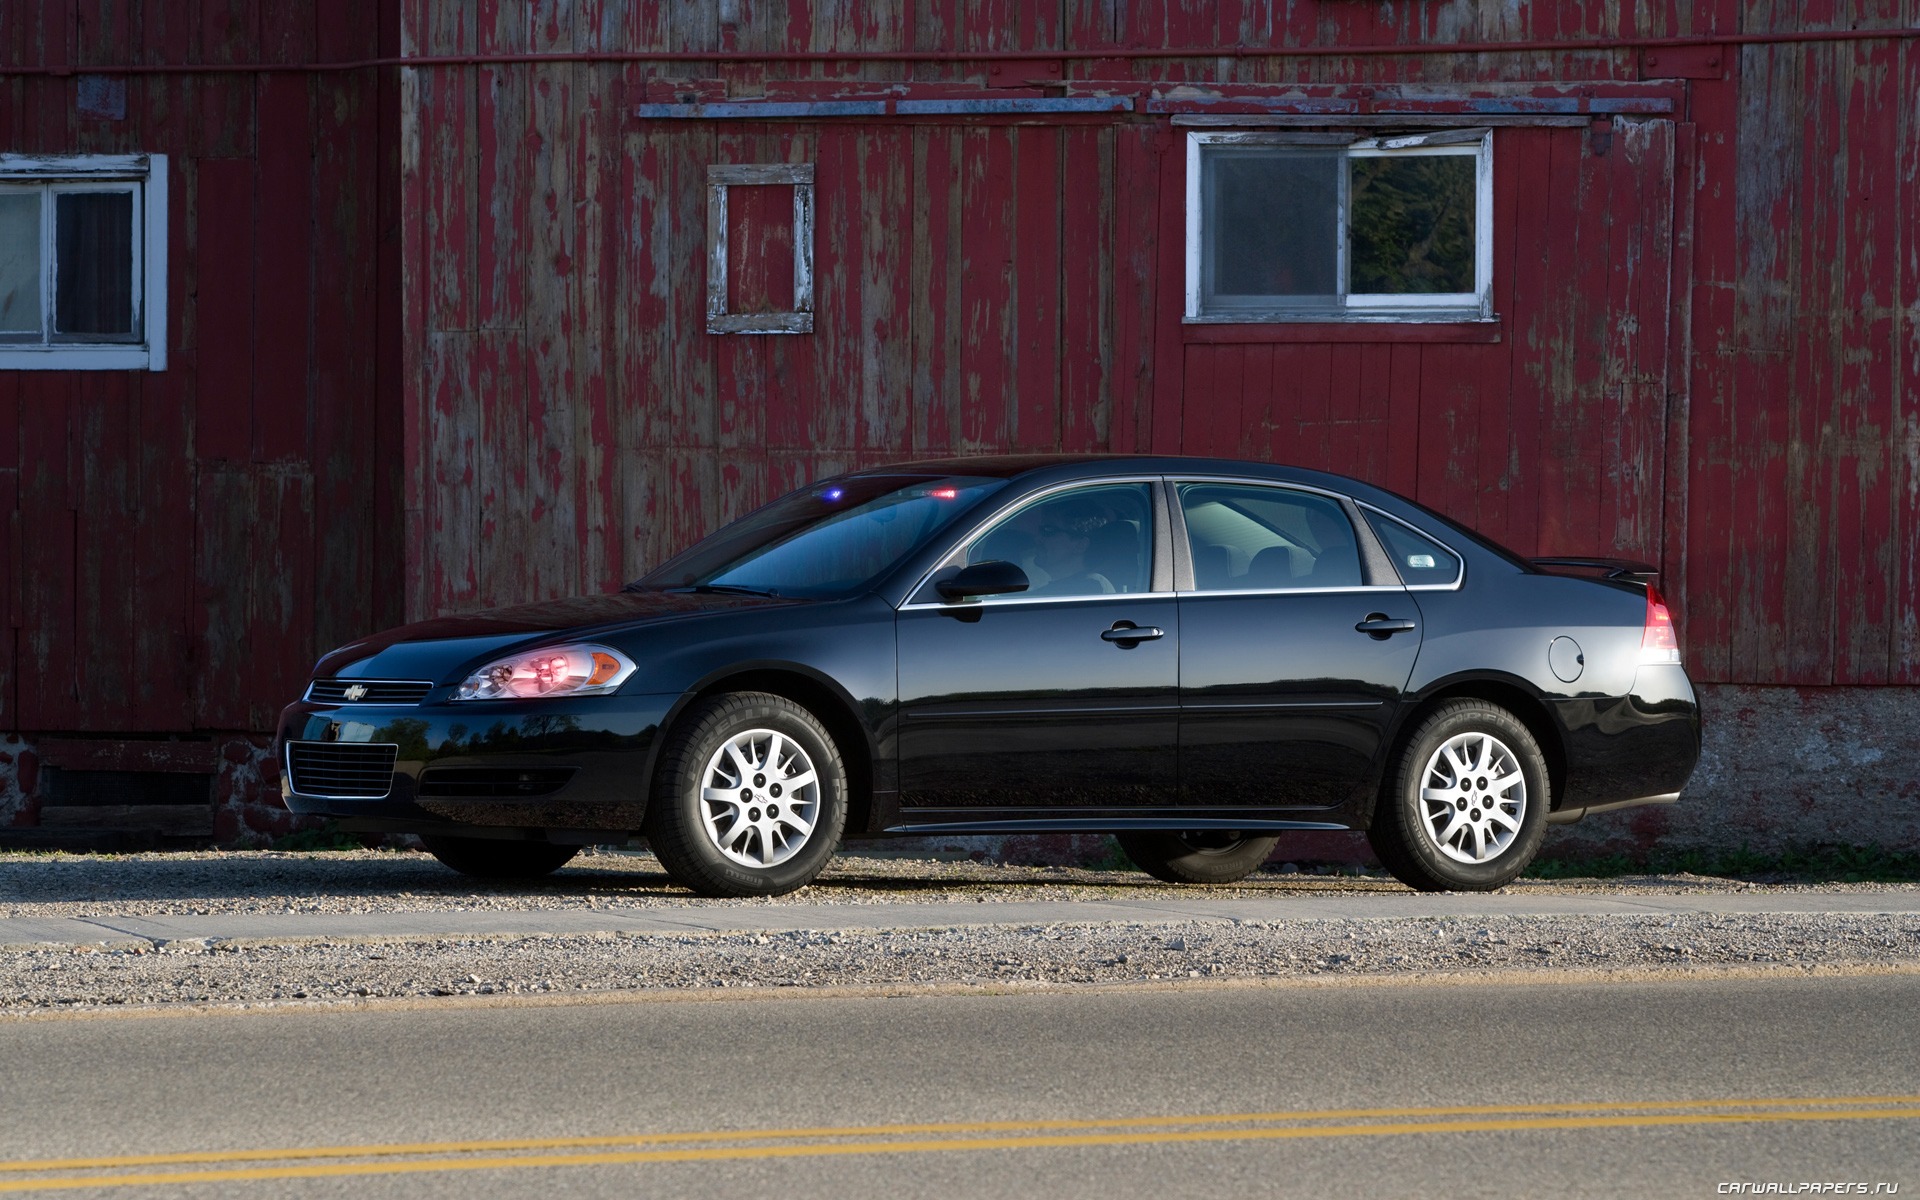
(940, 483), (1156, 601)
(1179, 483), (1364, 591)
(0, 154), (167, 370)
(1185, 130), (1492, 323)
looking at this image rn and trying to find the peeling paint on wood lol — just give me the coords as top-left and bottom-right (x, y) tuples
(8, 0), (1920, 754)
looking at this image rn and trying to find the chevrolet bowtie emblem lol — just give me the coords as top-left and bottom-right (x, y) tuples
(342, 684), (369, 702)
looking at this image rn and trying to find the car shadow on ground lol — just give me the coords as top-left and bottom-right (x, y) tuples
(0, 849), (1405, 907)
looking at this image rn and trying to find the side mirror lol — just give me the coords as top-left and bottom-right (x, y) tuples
(935, 560), (1030, 601)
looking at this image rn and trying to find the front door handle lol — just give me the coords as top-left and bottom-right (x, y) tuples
(1355, 614), (1418, 639)
(1102, 622), (1165, 645)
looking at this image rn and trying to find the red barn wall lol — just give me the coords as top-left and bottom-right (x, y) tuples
(397, 0), (1920, 693)
(1, 2), (404, 745)
(3, 1), (1916, 853)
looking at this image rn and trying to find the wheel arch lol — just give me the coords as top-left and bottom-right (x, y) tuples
(659, 662), (878, 836)
(1374, 674), (1569, 825)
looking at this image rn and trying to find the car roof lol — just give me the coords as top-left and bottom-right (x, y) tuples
(848, 453), (1404, 506)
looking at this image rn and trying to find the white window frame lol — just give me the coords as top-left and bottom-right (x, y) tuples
(0, 153), (168, 370)
(706, 162), (814, 335)
(1184, 130), (1493, 324)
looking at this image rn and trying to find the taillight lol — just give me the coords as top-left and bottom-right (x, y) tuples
(1639, 585), (1681, 664)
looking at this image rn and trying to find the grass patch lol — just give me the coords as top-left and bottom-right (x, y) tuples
(1527, 842), (1920, 884)
(268, 823), (371, 853)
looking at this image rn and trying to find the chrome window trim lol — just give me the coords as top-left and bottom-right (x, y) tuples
(897, 476), (1172, 612)
(1168, 475), (1395, 595)
(283, 741), (401, 801)
(1177, 583), (1402, 598)
(1354, 500), (1468, 591)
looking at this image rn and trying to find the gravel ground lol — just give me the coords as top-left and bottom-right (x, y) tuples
(2, 849), (1917, 1013)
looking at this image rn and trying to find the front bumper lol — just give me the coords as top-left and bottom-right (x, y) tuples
(275, 692), (681, 833)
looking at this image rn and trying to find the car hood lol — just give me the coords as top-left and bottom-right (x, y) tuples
(312, 590), (798, 680)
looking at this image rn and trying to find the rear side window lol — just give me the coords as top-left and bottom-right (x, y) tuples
(1364, 510), (1462, 586)
(1178, 483), (1364, 591)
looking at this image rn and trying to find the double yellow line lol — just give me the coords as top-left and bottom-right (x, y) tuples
(4, 1095), (1918, 1191)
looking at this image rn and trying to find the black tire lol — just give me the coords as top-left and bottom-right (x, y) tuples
(1369, 699), (1549, 892)
(644, 691), (847, 898)
(419, 835), (580, 880)
(1115, 831), (1281, 885)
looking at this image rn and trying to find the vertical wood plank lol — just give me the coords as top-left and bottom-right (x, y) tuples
(474, 330), (528, 609)
(957, 126), (1014, 451)
(522, 0), (580, 603)
(424, 332), (480, 613)
(310, 48), (382, 653)
(1109, 124), (1160, 455)
(1061, 126), (1113, 452)
(1149, 132), (1186, 453)
(1499, 126), (1554, 556)
(1012, 126), (1061, 451)
(1894, 32), (1920, 683)
(193, 157), (256, 463)
(856, 128), (912, 461)
(910, 125), (961, 456)
(1383, 343), (1422, 492)
(572, 56), (619, 594)
(71, 376), (136, 731)
(191, 466), (251, 730)
(253, 72), (314, 463)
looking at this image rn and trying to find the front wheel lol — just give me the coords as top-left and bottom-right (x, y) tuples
(644, 692), (847, 898)
(1369, 700), (1549, 892)
(1115, 831), (1281, 885)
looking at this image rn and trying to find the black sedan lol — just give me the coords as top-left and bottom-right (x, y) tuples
(276, 456), (1700, 895)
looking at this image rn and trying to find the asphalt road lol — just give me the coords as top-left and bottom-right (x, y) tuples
(3, 973), (1917, 1198)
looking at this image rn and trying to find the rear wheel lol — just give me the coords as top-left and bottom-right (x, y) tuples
(644, 692), (847, 898)
(419, 835), (580, 880)
(1115, 831), (1281, 885)
(1369, 699), (1548, 892)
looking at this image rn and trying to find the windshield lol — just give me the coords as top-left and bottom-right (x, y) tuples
(634, 475), (1008, 599)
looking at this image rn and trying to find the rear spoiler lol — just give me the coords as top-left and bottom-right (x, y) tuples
(1530, 557), (1660, 582)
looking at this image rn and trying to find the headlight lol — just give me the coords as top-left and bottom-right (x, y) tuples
(452, 644), (637, 701)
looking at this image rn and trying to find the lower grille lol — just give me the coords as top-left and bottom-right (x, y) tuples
(417, 767), (577, 799)
(305, 679), (434, 704)
(285, 743), (400, 798)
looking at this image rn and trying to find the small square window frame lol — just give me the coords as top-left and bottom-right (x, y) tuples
(0, 153), (167, 370)
(705, 162), (814, 335)
(1183, 130), (1493, 325)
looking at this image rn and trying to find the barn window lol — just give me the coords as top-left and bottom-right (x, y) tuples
(706, 162), (814, 334)
(0, 154), (168, 370)
(1184, 130), (1491, 323)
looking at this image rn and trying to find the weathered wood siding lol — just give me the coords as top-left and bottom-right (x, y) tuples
(2, 1), (403, 736)
(397, 0), (1917, 689)
(8, 0), (1915, 747)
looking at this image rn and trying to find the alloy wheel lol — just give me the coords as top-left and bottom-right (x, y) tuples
(698, 728), (821, 869)
(1417, 731), (1527, 864)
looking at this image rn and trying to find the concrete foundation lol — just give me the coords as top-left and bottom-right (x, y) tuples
(1536, 683), (1920, 861)
(0, 735), (40, 828)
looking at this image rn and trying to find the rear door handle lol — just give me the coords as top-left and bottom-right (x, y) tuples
(1102, 623), (1165, 644)
(1355, 615), (1418, 638)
